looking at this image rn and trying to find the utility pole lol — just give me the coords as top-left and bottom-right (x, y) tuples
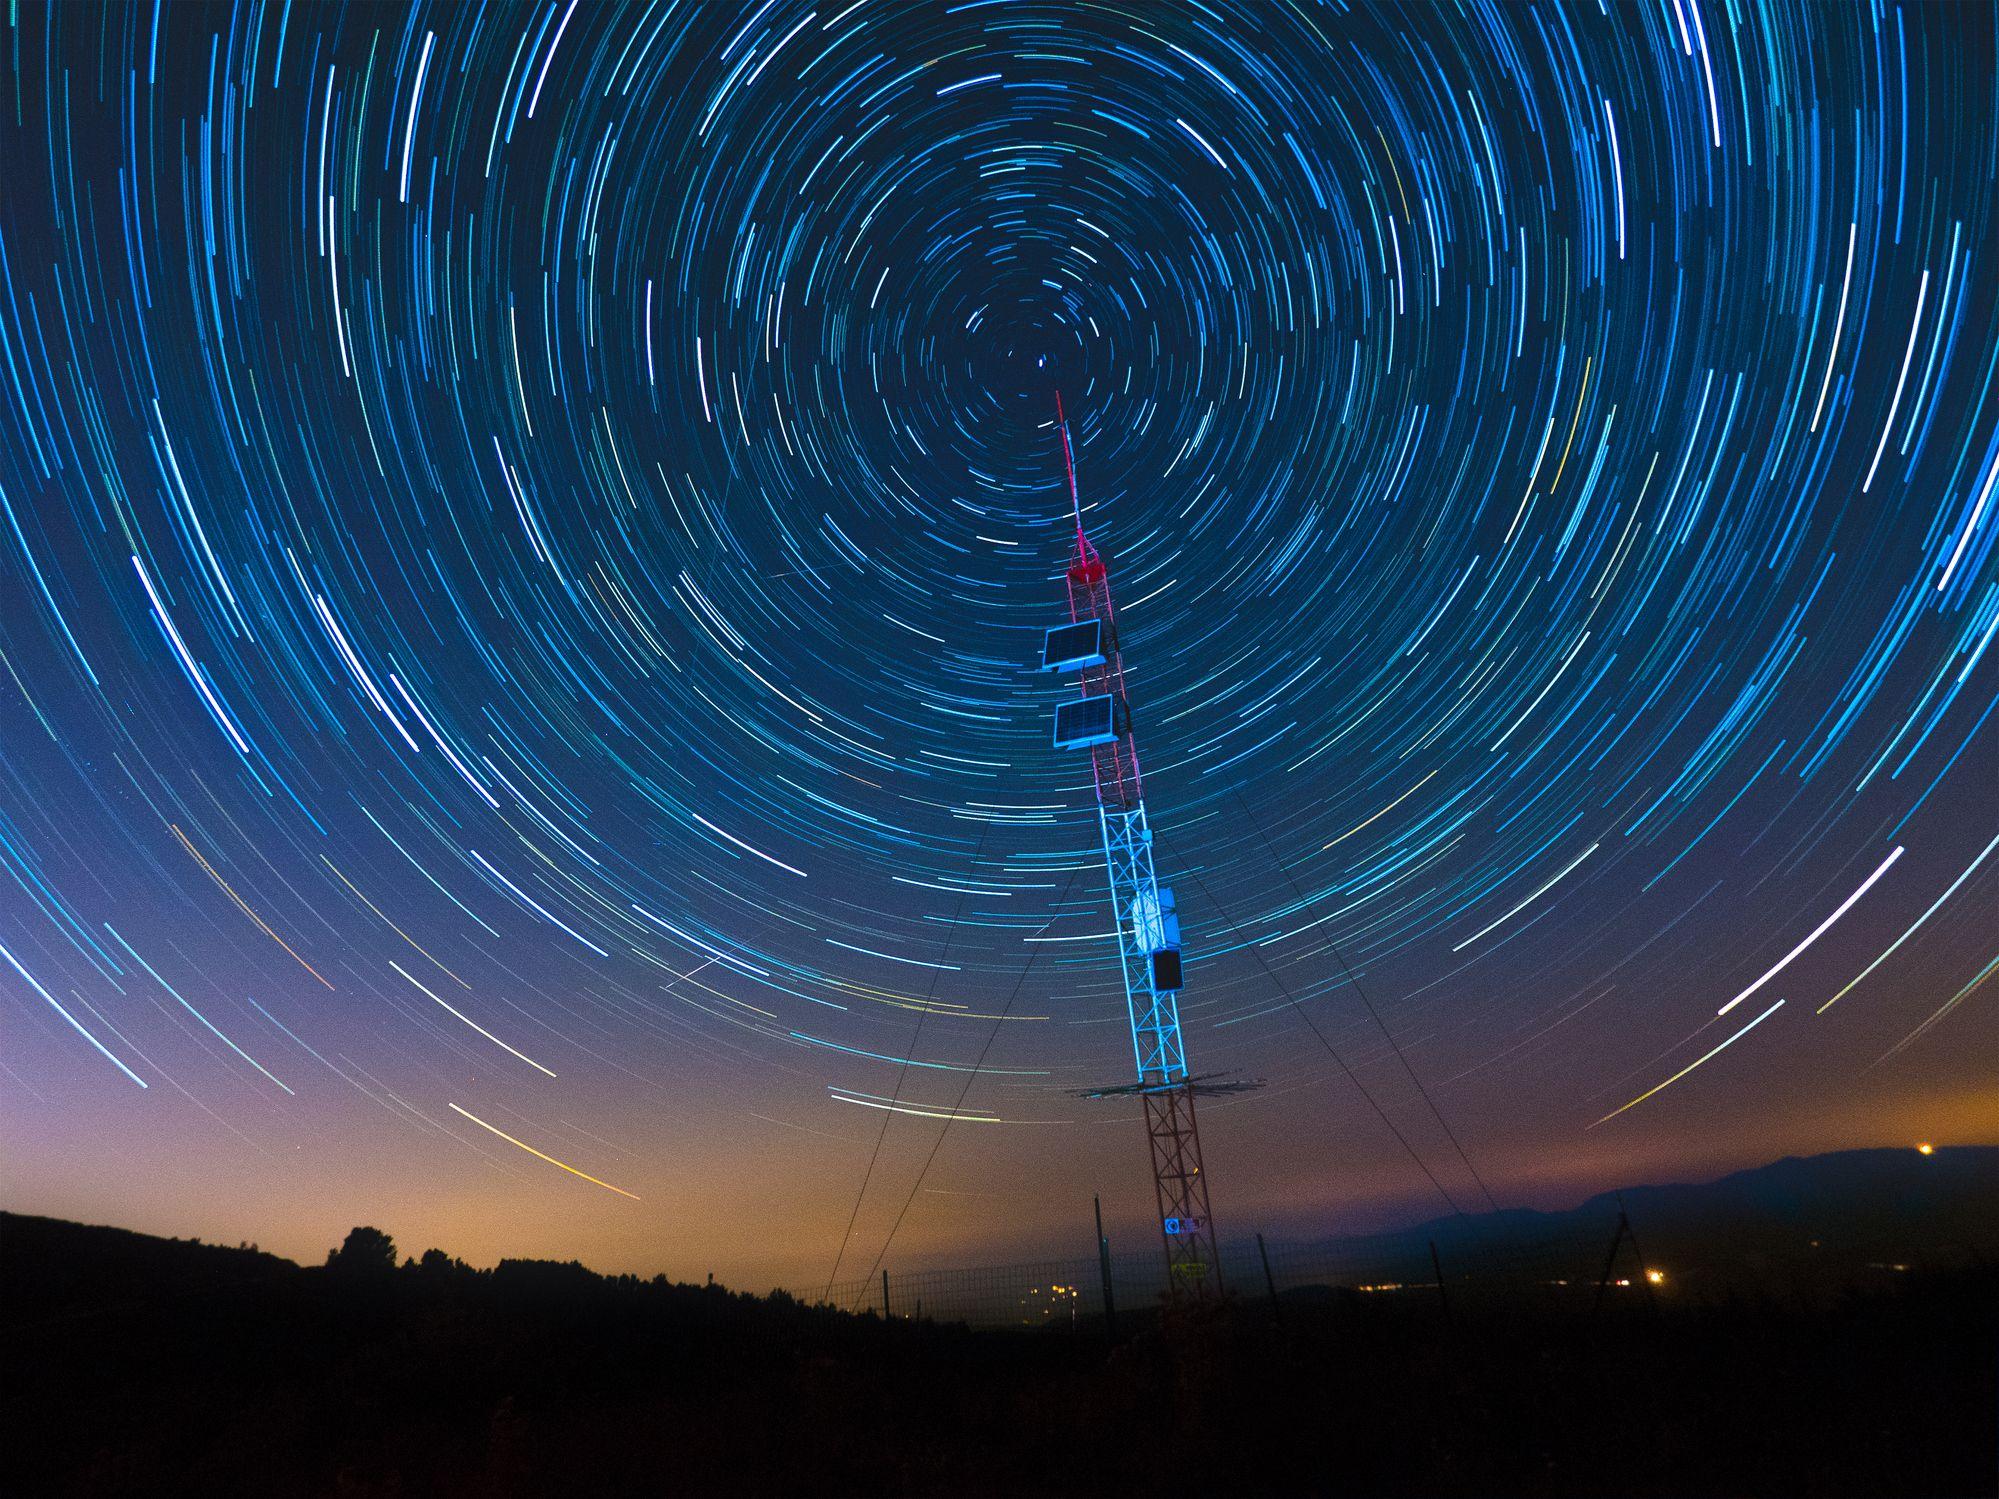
(1429, 1239), (1453, 1328)
(1592, 1212), (1639, 1319)
(1095, 1193), (1117, 1337)
(1256, 1232), (1281, 1320)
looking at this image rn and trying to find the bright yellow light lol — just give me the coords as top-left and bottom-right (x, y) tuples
(1916, 1142), (1935, 1155)
(1645, 1269), (1665, 1285)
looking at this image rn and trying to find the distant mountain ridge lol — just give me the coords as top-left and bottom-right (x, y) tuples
(1436, 1144), (1993, 1246)
(1246, 1145), (1997, 1288)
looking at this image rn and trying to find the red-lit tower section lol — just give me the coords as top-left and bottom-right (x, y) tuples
(1040, 394), (1221, 1301)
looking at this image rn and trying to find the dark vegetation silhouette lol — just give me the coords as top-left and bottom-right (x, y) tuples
(4, 1147), (1995, 1497)
(325, 1224), (398, 1276)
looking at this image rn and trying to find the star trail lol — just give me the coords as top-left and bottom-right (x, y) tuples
(0, 1), (1994, 1284)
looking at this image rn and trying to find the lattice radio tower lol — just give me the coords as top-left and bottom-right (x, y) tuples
(1037, 393), (1225, 1301)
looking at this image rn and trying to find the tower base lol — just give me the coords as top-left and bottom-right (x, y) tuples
(1144, 1081), (1221, 1299)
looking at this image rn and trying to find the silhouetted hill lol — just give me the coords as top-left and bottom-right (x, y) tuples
(1241, 1145), (1997, 1299)
(1432, 1145), (1997, 1255)
(2, 1211), (299, 1318)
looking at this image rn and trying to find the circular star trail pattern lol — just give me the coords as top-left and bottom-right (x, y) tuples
(1, 3), (1995, 1253)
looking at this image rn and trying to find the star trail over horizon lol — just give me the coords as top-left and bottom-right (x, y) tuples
(1, 1), (1995, 1288)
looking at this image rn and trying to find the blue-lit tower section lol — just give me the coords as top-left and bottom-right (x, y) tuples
(1040, 395), (1220, 1301)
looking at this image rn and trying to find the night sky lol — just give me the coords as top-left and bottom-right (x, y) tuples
(1, 1), (1994, 1292)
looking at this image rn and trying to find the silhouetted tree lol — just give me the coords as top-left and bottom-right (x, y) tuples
(325, 1225), (396, 1275)
(416, 1247), (470, 1279)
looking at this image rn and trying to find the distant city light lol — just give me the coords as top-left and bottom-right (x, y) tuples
(1916, 1142), (1935, 1155)
(1645, 1269), (1665, 1285)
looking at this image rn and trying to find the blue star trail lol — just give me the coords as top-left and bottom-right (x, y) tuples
(0, 1), (1992, 1271)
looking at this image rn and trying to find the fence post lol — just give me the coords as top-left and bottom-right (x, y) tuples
(881, 1268), (890, 1320)
(1256, 1232), (1281, 1321)
(1095, 1194), (1118, 1339)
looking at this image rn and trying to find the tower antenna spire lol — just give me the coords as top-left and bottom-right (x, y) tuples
(1055, 391), (1085, 553)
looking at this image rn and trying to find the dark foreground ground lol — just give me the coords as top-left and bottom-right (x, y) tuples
(4, 1212), (1994, 1497)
